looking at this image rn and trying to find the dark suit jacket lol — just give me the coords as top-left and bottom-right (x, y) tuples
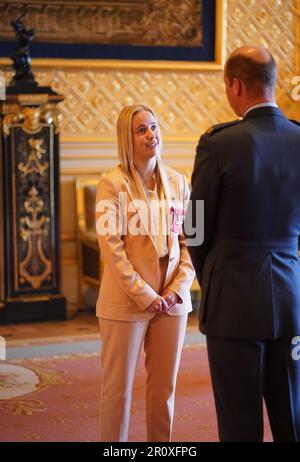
(187, 106), (300, 339)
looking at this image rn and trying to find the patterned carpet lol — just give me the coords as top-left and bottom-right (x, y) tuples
(0, 342), (273, 442)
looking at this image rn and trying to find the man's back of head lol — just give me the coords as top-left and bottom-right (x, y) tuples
(224, 45), (277, 116)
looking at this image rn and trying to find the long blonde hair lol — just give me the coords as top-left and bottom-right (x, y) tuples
(116, 104), (163, 198)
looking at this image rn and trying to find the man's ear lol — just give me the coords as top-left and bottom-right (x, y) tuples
(232, 77), (242, 96)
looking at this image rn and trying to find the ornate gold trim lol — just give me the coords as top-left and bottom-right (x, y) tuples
(19, 185), (52, 289)
(0, 0), (226, 71)
(18, 138), (49, 176)
(3, 104), (62, 136)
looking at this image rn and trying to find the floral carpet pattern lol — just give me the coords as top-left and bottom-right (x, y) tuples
(0, 345), (272, 442)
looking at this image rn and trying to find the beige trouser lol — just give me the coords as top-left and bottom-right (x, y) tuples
(99, 257), (188, 442)
(99, 314), (187, 442)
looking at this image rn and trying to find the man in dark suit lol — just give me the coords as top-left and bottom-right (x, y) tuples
(187, 45), (300, 442)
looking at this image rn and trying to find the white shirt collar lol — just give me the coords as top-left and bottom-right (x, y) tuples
(243, 102), (278, 118)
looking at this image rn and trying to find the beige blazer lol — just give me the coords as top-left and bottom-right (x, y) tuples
(95, 163), (195, 321)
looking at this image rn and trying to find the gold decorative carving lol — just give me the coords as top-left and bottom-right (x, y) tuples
(2, 103), (62, 136)
(2, 107), (24, 136)
(0, 0), (202, 47)
(22, 107), (42, 132)
(19, 185), (52, 289)
(18, 94), (49, 105)
(18, 138), (49, 176)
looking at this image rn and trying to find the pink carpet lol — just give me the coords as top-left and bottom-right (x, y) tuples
(0, 345), (272, 442)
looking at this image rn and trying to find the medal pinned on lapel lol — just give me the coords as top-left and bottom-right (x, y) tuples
(170, 206), (184, 233)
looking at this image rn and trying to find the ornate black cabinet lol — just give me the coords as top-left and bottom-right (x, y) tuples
(0, 89), (66, 323)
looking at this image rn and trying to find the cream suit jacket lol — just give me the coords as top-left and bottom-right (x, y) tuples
(95, 163), (195, 321)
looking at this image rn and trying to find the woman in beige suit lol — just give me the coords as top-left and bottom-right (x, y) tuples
(95, 104), (195, 442)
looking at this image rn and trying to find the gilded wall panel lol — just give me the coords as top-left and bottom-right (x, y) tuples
(2, 0), (299, 141)
(0, 0), (202, 47)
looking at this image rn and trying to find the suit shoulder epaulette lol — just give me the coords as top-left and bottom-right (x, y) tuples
(289, 119), (300, 126)
(204, 120), (241, 136)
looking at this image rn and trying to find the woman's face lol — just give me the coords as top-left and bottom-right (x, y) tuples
(131, 110), (161, 163)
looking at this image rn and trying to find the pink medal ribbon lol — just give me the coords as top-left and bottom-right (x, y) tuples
(170, 206), (184, 233)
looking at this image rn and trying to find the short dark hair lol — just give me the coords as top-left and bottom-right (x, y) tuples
(225, 51), (277, 92)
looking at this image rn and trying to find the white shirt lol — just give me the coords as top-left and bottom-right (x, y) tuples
(147, 183), (169, 258)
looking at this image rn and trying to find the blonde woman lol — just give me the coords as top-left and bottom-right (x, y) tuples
(95, 104), (195, 442)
